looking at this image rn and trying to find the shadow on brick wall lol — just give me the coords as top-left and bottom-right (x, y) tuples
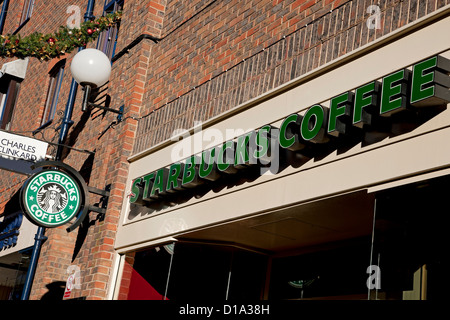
(40, 281), (65, 300)
(60, 109), (91, 162)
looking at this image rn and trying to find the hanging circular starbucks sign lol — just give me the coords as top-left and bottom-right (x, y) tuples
(22, 169), (82, 227)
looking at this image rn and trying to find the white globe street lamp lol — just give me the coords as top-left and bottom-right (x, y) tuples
(71, 48), (111, 87)
(70, 48), (112, 111)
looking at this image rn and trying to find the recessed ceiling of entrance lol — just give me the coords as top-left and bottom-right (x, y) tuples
(177, 190), (375, 255)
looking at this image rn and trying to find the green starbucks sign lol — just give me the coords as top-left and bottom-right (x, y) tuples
(129, 55), (450, 208)
(22, 168), (82, 228)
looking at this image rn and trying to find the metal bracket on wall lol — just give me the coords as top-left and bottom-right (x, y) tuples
(82, 85), (124, 122)
(87, 185), (111, 221)
(88, 102), (124, 119)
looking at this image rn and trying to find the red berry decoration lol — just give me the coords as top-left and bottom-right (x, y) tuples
(87, 28), (93, 35)
(48, 37), (55, 43)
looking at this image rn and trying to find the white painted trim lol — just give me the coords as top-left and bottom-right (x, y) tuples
(0, 58), (29, 80)
(107, 252), (122, 300)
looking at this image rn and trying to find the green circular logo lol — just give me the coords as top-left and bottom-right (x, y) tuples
(23, 170), (81, 227)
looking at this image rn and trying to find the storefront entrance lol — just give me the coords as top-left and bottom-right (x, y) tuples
(115, 174), (450, 300)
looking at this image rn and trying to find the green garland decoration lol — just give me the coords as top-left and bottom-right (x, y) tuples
(0, 11), (122, 61)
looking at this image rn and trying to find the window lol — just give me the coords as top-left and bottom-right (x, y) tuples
(0, 0), (10, 34)
(97, 0), (123, 60)
(19, 0), (34, 26)
(0, 77), (20, 130)
(41, 62), (65, 125)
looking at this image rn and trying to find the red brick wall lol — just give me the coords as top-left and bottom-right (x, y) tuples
(133, 0), (450, 154)
(163, 0), (213, 35)
(0, 0), (132, 300)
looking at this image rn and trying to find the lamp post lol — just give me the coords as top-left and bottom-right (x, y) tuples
(20, 0), (96, 300)
(20, 8), (113, 301)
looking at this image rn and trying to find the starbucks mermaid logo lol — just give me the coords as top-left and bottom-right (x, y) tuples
(37, 184), (68, 214)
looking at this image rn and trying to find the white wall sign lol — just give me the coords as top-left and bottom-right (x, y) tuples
(0, 130), (48, 175)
